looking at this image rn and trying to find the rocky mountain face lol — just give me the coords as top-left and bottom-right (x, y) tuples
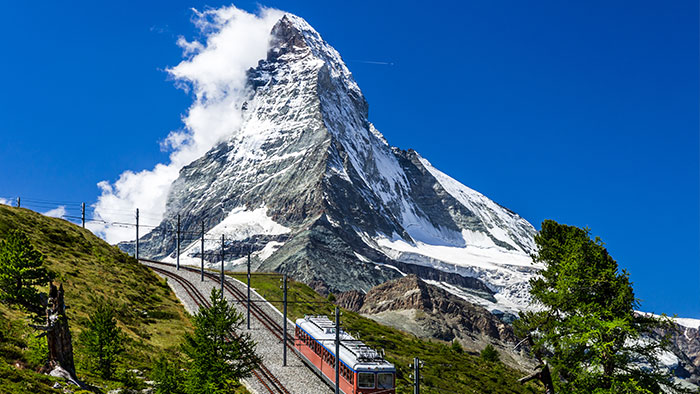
(131, 13), (539, 316)
(652, 321), (700, 385)
(335, 275), (535, 370)
(338, 275), (515, 343)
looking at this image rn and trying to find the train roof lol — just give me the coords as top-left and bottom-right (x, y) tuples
(296, 315), (395, 372)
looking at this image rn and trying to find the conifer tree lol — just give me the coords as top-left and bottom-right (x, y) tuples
(152, 355), (184, 394)
(516, 220), (685, 393)
(79, 300), (124, 379)
(0, 229), (51, 308)
(182, 288), (260, 394)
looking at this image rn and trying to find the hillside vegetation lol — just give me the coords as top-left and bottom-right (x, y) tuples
(0, 205), (192, 392)
(229, 272), (540, 394)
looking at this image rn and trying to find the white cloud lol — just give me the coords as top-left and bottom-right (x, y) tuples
(90, 5), (284, 244)
(0, 198), (10, 206)
(43, 206), (67, 218)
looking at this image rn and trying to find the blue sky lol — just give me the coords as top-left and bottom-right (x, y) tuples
(0, 1), (697, 317)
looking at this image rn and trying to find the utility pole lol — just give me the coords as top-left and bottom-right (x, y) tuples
(200, 221), (204, 282)
(335, 306), (340, 394)
(135, 208), (139, 260)
(16, 197), (19, 208)
(220, 234), (224, 297)
(247, 248), (251, 330)
(81, 203), (85, 228)
(413, 357), (421, 394)
(176, 214), (181, 270)
(283, 273), (288, 366)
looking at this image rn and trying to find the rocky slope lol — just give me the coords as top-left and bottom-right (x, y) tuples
(653, 319), (700, 385)
(130, 13), (538, 316)
(336, 275), (535, 370)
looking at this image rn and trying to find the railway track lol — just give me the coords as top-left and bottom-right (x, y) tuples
(148, 264), (291, 394)
(143, 259), (296, 350)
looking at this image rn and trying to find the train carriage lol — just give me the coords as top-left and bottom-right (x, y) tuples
(295, 315), (396, 394)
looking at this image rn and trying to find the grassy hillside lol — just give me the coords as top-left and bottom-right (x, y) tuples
(229, 272), (540, 394)
(0, 205), (192, 392)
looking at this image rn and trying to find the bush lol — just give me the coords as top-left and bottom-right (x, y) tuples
(480, 344), (500, 363)
(451, 339), (463, 353)
(116, 367), (144, 391)
(25, 333), (48, 369)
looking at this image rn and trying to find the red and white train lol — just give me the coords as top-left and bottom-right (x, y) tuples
(295, 315), (396, 394)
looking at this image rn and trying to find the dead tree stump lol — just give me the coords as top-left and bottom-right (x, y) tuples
(32, 283), (76, 378)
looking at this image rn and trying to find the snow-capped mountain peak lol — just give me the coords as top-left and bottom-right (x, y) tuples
(133, 13), (539, 316)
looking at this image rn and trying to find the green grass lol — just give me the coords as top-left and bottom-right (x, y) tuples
(228, 272), (541, 394)
(0, 206), (193, 391)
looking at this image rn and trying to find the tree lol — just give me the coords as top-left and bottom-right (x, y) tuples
(515, 220), (684, 393)
(152, 355), (185, 394)
(480, 344), (500, 363)
(0, 229), (51, 308)
(79, 300), (124, 379)
(182, 288), (261, 394)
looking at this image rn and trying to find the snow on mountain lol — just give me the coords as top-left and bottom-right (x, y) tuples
(677, 318), (700, 330)
(130, 13), (540, 314)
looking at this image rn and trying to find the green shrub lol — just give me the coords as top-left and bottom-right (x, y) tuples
(481, 344), (500, 363)
(25, 333), (48, 369)
(451, 339), (463, 353)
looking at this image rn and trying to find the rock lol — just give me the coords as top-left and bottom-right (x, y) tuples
(335, 290), (365, 312)
(650, 320), (700, 384)
(49, 366), (81, 387)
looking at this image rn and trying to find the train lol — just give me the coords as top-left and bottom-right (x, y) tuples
(295, 315), (396, 394)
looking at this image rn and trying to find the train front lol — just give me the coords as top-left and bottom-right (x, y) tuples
(353, 360), (396, 394)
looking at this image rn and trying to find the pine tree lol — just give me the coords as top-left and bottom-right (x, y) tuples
(0, 229), (51, 308)
(515, 220), (685, 393)
(152, 355), (184, 394)
(79, 300), (124, 379)
(182, 288), (260, 394)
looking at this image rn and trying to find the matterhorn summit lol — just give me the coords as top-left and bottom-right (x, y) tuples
(133, 14), (539, 315)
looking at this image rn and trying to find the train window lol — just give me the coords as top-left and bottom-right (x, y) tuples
(377, 373), (393, 389)
(358, 372), (375, 389)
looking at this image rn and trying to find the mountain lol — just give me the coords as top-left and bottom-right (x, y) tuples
(132, 13), (539, 315)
